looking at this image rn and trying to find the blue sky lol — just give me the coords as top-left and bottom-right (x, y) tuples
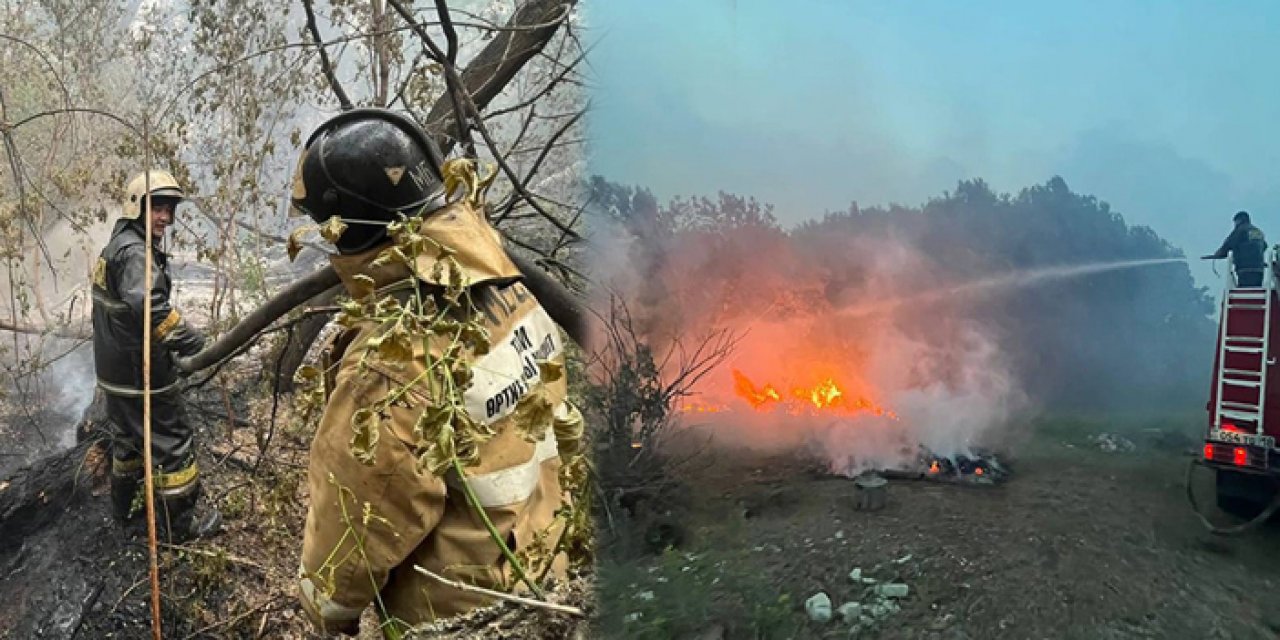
(584, 0), (1280, 290)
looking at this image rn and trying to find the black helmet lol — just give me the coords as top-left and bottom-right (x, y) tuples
(1235, 210), (1251, 224)
(291, 108), (447, 253)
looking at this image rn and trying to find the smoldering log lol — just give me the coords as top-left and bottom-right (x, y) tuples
(0, 392), (110, 553)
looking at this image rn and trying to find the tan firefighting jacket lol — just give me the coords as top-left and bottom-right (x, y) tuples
(298, 201), (580, 634)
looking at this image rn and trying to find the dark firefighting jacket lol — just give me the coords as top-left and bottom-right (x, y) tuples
(91, 219), (204, 395)
(1211, 222), (1268, 272)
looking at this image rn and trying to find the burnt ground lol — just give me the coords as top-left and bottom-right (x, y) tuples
(0, 346), (589, 640)
(593, 414), (1280, 639)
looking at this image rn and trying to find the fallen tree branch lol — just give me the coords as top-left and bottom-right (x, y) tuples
(0, 262), (586, 365)
(174, 252), (585, 375)
(174, 267), (342, 373)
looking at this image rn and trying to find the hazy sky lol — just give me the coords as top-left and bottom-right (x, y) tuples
(584, 0), (1280, 290)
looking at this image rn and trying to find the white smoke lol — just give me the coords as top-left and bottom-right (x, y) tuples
(588, 203), (1034, 476)
(47, 343), (96, 449)
(811, 323), (1027, 476)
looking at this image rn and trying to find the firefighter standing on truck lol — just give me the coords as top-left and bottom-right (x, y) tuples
(93, 170), (221, 542)
(1203, 210), (1268, 287)
(290, 109), (582, 637)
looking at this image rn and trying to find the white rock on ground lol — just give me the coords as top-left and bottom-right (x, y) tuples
(848, 568), (862, 582)
(838, 602), (862, 623)
(805, 592), (833, 623)
(877, 583), (910, 598)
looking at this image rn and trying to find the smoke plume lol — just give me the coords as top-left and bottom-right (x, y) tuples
(587, 192), (1033, 476)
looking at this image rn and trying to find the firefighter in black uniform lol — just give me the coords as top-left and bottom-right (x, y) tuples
(1203, 210), (1268, 287)
(92, 170), (220, 541)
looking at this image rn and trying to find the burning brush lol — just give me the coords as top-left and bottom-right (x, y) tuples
(914, 449), (1009, 485)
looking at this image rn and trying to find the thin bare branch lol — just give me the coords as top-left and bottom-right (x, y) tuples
(302, 0), (353, 110)
(494, 105), (585, 224)
(0, 33), (73, 111)
(422, 0), (578, 156)
(387, 0), (476, 157)
(433, 0), (460, 65)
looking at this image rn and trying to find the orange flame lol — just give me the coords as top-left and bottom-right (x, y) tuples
(795, 378), (843, 409)
(731, 369), (897, 419)
(678, 401), (729, 414)
(733, 369), (782, 409)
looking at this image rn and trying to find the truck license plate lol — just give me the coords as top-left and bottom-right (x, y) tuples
(1210, 429), (1276, 448)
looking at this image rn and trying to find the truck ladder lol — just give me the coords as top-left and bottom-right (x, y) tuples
(1214, 283), (1274, 433)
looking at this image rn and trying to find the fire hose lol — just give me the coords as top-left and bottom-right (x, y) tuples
(0, 254), (589, 375)
(173, 253), (589, 374)
(1184, 458), (1280, 535)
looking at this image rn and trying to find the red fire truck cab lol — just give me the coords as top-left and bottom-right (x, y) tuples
(1204, 269), (1280, 516)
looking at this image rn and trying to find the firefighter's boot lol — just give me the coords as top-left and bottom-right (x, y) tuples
(158, 482), (222, 543)
(155, 459), (223, 543)
(109, 457), (143, 524)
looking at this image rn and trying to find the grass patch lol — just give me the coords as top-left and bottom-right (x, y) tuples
(595, 542), (797, 639)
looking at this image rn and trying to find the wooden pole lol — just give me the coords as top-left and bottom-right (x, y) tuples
(141, 118), (163, 640)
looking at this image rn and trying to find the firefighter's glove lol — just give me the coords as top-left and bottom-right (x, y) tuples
(163, 324), (206, 358)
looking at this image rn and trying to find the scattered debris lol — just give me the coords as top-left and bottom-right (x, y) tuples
(809, 562), (914, 630)
(636, 590), (654, 601)
(805, 592), (833, 623)
(1089, 433), (1137, 453)
(838, 602), (863, 623)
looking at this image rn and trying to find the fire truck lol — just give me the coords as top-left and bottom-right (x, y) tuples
(1199, 256), (1280, 525)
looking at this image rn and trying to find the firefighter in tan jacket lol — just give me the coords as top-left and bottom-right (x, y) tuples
(289, 109), (580, 637)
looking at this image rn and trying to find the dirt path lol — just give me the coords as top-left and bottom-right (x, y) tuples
(596, 421), (1280, 639)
